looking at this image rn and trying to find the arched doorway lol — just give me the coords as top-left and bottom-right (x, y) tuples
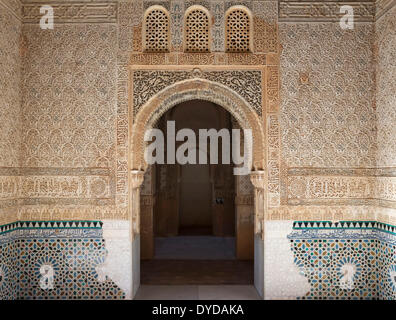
(139, 101), (255, 293)
(129, 78), (266, 299)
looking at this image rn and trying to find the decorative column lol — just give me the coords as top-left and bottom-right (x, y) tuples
(250, 170), (266, 240)
(130, 170), (145, 240)
(235, 175), (255, 259)
(250, 170), (266, 299)
(140, 166), (156, 259)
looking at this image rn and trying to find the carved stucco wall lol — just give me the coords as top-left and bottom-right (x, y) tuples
(0, 1), (22, 167)
(0, 0), (22, 225)
(376, 5), (396, 167)
(278, 22), (377, 217)
(0, 0), (274, 226)
(0, 0), (394, 225)
(277, 13), (396, 224)
(374, 4), (396, 220)
(280, 23), (377, 168)
(21, 24), (117, 169)
(18, 23), (118, 220)
(0, 0), (395, 301)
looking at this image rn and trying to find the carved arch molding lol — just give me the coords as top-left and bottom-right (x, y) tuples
(127, 66), (278, 239)
(130, 70), (265, 171)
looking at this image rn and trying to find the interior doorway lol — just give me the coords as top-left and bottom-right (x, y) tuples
(139, 100), (255, 289)
(179, 162), (212, 235)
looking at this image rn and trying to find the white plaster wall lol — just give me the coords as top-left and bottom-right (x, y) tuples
(102, 220), (133, 299)
(132, 235), (140, 298)
(254, 233), (264, 298)
(101, 220), (311, 300)
(263, 221), (310, 299)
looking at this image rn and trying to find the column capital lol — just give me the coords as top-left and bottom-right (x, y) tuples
(130, 170), (145, 189)
(250, 170), (265, 189)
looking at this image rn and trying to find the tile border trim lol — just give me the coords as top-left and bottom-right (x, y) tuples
(292, 220), (396, 235)
(0, 220), (103, 235)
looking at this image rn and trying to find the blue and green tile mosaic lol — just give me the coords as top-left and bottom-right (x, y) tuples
(0, 221), (124, 300)
(289, 221), (396, 300)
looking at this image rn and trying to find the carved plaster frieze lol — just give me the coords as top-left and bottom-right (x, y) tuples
(376, 0), (396, 20)
(22, 1), (118, 24)
(267, 205), (396, 225)
(0, 0), (22, 20)
(288, 167), (396, 177)
(132, 69), (263, 116)
(279, 1), (375, 22)
(129, 52), (268, 65)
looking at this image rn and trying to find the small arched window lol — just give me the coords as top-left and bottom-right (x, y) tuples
(226, 7), (251, 52)
(144, 6), (170, 52)
(184, 6), (211, 52)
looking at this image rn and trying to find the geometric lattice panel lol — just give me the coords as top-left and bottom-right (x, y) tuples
(185, 8), (210, 52)
(144, 7), (169, 52)
(226, 9), (250, 52)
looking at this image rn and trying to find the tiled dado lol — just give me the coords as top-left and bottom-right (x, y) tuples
(0, 221), (124, 300)
(288, 221), (396, 300)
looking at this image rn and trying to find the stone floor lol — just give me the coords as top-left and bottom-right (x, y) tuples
(154, 236), (236, 260)
(141, 236), (254, 286)
(135, 285), (261, 300)
(141, 259), (254, 285)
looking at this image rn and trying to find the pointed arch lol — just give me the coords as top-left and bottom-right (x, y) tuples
(130, 78), (265, 171)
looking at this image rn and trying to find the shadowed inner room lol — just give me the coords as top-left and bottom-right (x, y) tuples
(139, 100), (255, 286)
